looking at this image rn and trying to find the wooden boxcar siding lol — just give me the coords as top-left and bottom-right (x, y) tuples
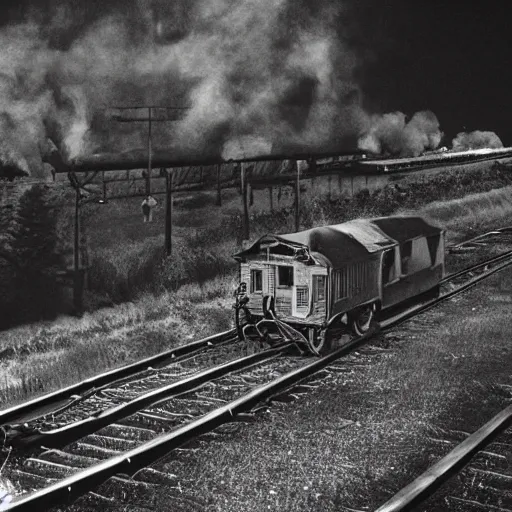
(240, 263), (250, 286)
(293, 262), (311, 316)
(330, 256), (381, 317)
(241, 255), (327, 323)
(240, 262), (264, 315)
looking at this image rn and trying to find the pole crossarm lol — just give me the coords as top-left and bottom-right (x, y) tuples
(107, 105), (191, 123)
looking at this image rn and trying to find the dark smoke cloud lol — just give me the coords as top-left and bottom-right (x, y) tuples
(357, 110), (443, 157)
(0, 0), (371, 176)
(452, 130), (503, 151)
(0, 0), (504, 178)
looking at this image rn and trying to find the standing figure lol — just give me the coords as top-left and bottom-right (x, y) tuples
(141, 195), (157, 222)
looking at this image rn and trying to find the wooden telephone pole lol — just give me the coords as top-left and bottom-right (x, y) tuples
(110, 105), (189, 196)
(294, 160), (300, 232)
(110, 105), (189, 257)
(68, 170), (100, 315)
(241, 163), (250, 240)
(164, 170), (173, 257)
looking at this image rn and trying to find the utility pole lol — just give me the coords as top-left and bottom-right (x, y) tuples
(109, 105), (189, 256)
(73, 185), (83, 314)
(147, 107), (152, 195)
(294, 160), (301, 232)
(216, 163), (222, 206)
(110, 105), (190, 197)
(68, 170), (101, 316)
(165, 169), (173, 257)
(241, 162), (250, 240)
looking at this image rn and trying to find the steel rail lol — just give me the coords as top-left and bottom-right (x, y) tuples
(2, 226), (510, 428)
(4, 231), (512, 509)
(6, 342), (292, 449)
(448, 225), (512, 250)
(0, 329), (236, 427)
(374, 405), (512, 512)
(5, 247), (512, 511)
(2, 332), (371, 512)
(440, 249), (512, 284)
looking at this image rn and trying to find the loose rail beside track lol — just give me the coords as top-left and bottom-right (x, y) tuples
(0, 329), (237, 426)
(374, 405), (512, 512)
(6, 342), (292, 449)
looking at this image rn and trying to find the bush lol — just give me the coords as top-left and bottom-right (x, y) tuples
(88, 236), (164, 302)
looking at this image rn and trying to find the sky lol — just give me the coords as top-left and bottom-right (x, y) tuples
(355, 0), (512, 144)
(0, 0), (510, 175)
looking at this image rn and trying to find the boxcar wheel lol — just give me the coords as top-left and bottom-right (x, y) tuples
(349, 304), (374, 337)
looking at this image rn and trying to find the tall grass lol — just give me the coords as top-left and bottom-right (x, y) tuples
(418, 187), (512, 238)
(0, 274), (237, 408)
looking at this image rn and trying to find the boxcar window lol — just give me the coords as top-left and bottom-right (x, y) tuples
(277, 266), (294, 287)
(426, 235), (440, 266)
(251, 269), (263, 292)
(382, 249), (396, 284)
(313, 275), (326, 301)
(400, 241), (413, 275)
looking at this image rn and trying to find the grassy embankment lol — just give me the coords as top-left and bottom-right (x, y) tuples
(1, 162), (512, 409)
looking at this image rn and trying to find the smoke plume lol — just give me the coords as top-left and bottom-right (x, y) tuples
(0, 1), (505, 178)
(452, 130), (503, 151)
(0, 0), (370, 177)
(357, 110), (443, 157)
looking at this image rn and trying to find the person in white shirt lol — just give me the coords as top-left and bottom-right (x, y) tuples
(141, 195), (157, 222)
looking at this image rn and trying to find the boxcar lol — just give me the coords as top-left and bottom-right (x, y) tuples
(233, 216), (444, 354)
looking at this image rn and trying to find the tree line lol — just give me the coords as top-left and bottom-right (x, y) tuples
(0, 183), (67, 328)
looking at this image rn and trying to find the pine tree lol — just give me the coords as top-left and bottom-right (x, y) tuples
(8, 184), (65, 323)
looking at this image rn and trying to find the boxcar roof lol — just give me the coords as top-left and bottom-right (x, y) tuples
(371, 216), (442, 243)
(234, 216), (442, 267)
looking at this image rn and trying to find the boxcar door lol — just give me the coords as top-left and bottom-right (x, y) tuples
(265, 264), (276, 299)
(274, 264), (294, 316)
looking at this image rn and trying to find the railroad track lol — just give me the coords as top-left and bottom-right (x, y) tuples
(374, 405), (512, 512)
(0, 329), (238, 426)
(2, 227), (512, 511)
